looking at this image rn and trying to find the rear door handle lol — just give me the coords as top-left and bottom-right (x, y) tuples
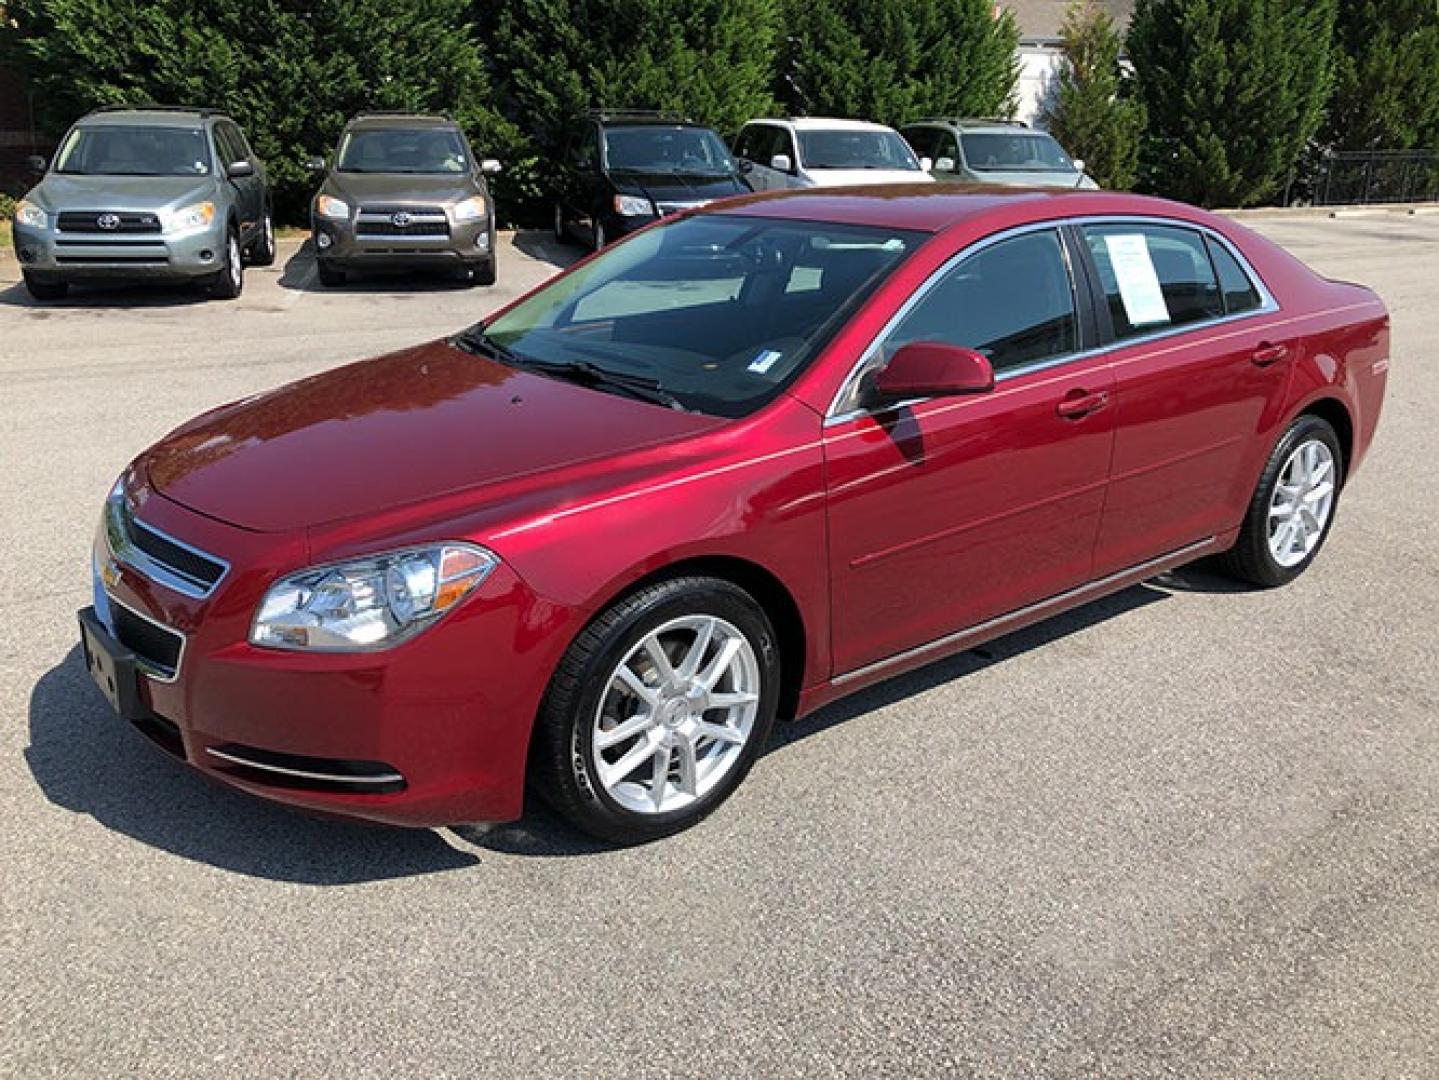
(1251, 342), (1291, 367)
(1056, 389), (1110, 420)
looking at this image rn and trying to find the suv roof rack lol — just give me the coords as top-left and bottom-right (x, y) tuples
(587, 108), (693, 124)
(352, 110), (453, 121)
(910, 116), (1029, 128)
(88, 104), (223, 118)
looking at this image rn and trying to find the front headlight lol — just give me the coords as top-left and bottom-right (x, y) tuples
(315, 194), (350, 220)
(167, 201), (216, 233)
(613, 194), (653, 217)
(15, 199), (48, 229)
(250, 542), (498, 652)
(451, 196), (488, 222)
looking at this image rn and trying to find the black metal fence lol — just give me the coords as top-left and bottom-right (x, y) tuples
(1307, 150), (1439, 206)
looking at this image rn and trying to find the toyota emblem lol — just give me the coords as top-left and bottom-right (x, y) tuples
(97, 213), (121, 230)
(391, 211), (412, 228)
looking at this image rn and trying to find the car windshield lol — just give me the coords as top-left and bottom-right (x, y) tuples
(475, 214), (924, 418)
(797, 129), (921, 171)
(54, 126), (211, 177)
(337, 129), (469, 173)
(961, 132), (1074, 172)
(603, 126), (736, 175)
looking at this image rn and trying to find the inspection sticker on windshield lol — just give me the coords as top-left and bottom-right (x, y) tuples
(1104, 234), (1170, 327)
(747, 349), (784, 375)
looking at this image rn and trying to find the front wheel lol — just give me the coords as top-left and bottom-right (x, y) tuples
(208, 228), (244, 299)
(1216, 415), (1343, 587)
(532, 576), (781, 844)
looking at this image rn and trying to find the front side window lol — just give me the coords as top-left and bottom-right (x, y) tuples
(797, 129), (921, 171)
(960, 133), (1075, 172)
(1082, 224), (1224, 339)
(836, 229), (1078, 414)
(336, 129), (468, 174)
(54, 125), (212, 177)
(603, 125), (735, 176)
(480, 214), (923, 418)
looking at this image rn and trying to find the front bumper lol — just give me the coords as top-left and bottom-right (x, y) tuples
(312, 215), (493, 270)
(84, 490), (561, 827)
(13, 220), (227, 281)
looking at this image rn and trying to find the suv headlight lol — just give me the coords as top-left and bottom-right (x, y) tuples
(167, 201), (216, 233)
(15, 199), (48, 229)
(451, 196), (488, 222)
(250, 543), (498, 651)
(315, 194), (350, 220)
(613, 194), (653, 217)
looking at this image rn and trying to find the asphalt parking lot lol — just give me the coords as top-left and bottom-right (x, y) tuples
(2, 216), (1436, 1078)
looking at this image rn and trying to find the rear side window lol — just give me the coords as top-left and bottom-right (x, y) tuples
(885, 229), (1078, 373)
(1082, 224), (1223, 340)
(1206, 236), (1264, 315)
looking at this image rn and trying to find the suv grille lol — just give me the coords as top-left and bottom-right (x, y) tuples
(111, 603), (183, 679)
(111, 499), (228, 597)
(57, 211), (162, 234)
(356, 205), (450, 238)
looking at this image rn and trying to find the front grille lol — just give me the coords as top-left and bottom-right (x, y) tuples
(356, 205), (450, 239)
(56, 254), (169, 265)
(117, 502), (226, 594)
(57, 211), (162, 234)
(111, 603), (183, 679)
(357, 219), (449, 237)
(359, 204), (446, 216)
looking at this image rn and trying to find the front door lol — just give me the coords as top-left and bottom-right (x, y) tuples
(824, 227), (1116, 675)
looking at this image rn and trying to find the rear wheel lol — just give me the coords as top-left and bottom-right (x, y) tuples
(532, 576), (780, 844)
(316, 259), (346, 287)
(208, 228), (243, 299)
(552, 203), (566, 243)
(22, 272), (68, 301)
(592, 219), (607, 252)
(1216, 415), (1343, 587)
(247, 206), (276, 267)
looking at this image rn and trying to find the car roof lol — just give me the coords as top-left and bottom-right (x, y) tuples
(596, 117), (709, 130)
(709, 184), (1213, 234)
(80, 108), (222, 128)
(345, 113), (457, 131)
(905, 118), (1040, 134)
(751, 117), (901, 134)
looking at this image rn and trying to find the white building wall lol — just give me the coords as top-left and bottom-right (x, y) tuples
(1015, 44), (1062, 128)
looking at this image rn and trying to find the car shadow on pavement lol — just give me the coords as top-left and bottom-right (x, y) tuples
(512, 229), (582, 269)
(26, 647), (480, 883)
(0, 277), (211, 310)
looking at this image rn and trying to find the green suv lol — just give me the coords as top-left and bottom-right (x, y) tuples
(308, 113), (501, 287)
(10, 106), (274, 301)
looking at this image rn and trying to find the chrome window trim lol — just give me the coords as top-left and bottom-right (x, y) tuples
(824, 214), (1280, 425)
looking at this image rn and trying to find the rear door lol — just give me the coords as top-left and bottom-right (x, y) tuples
(1077, 220), (1294, 576)
(823, 226), (1116, 675)
(216, 122), (263, 239)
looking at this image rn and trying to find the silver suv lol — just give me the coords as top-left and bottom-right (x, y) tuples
(899, 119), (1099, 189)
(10, 106), (274, 301)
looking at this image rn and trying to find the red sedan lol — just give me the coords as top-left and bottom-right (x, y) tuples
(79, 187), (1389, 842)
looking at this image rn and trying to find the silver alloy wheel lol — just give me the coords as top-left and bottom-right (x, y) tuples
(1268, 438), (1336, 567)
(228, 233), (241, 289)
(263, 213), (274, 253)
(592, 614), (761, 815)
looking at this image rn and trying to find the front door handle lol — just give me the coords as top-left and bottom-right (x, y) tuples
(1251, 342), (1291, 367)
(1056, 389), (1110, 420)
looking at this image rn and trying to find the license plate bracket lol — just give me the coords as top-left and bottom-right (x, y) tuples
(78, 606), (145, 722)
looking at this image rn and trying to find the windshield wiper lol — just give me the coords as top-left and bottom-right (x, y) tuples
(454, 330), (685, 410)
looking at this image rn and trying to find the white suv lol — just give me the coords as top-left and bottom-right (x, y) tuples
(732, 118), (936, 191)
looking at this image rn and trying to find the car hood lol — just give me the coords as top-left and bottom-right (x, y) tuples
(325, 172), (480, 205)
(141, 340), (724, 533)
(805, 169), (936, 188)
(962, 169), (1087, 189)
(31, 174), (215, 211)
(609, 170), (749, 204)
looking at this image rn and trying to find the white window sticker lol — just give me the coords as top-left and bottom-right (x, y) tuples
(747, 349), (784, 375)
(1104, 234), (1171, 327)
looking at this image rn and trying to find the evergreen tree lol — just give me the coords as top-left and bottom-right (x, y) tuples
(1042, 0), (1144, 190)
(1325, 0), (1439, 151)
(776, 0), (1019, 125)
(1128, 0), (1337, 207)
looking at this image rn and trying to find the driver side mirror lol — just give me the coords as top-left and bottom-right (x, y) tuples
(1072, 158), (1086, 174)
(25, 155), (47, 175)
(919, 156), (933, 172)
(737, 158), (754, 174)
(226, 159), (255, 179)
(868, 342), (995, 406)
(480, 158), (502, 175)
(934, 156), (956, 173)
(769, 153), (792, 173)
(305, 155), (327, 173)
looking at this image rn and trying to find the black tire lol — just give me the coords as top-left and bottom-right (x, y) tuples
(22, 272), (68, 301)
(592, 219), (606, 252)
(316, 259), (346, 287)
(552, 203), (567, 243)
(531, 576), (781, 844)
(208, 227), (244, 299)
(247, 206), (277, 267)
(1215, 414), (1344, 588)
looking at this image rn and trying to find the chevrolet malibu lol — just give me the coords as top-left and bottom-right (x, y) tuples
(79, 187), (1389, 843)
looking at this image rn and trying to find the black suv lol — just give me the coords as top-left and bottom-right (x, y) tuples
(553, 111), (750, 250)
(308, 112), (501, 287)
